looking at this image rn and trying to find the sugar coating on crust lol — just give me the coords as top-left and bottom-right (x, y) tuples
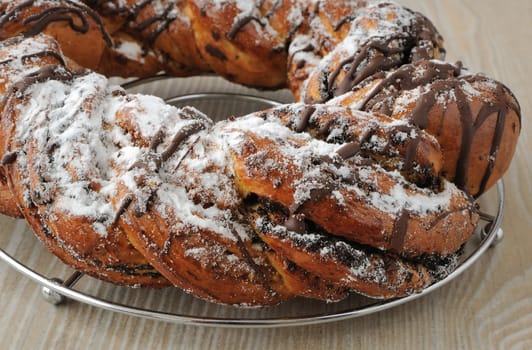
(219, 112), (458, 219)
(0, 0), (513, 303)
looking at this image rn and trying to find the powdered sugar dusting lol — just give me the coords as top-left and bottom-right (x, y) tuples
(255, 215), (421, 296)
(12, 68), (221, 238)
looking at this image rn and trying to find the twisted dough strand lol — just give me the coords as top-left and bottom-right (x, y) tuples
(0, 0), (518, 196)
(0, 0), (521, 306)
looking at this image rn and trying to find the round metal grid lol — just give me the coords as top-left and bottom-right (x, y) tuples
(0, 77), (506, 328)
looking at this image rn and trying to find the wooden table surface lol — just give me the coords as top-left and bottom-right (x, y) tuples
(1, 1), (531, 349)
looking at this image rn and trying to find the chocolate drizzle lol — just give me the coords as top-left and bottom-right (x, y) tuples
(305, 4), (444, 104)
(427, 204), (475, 231)
(204, 44), (227, 61)
(81, 0), (179, 54)
(122, 121), (206, 217)
(0, 0), (112, 47)
(226, 1), (274, 41)
(351, 59), (520, 194)
(390, 209), (409, 252)
(3, 64), (75, 107)
(113, 194), (133, 224)
(335, 141), (361, 161)
(160, 121), (206, 162)
(358, 60), (462, 113)
(288, 42), (315, 71)
(149, 129), (166, 151)
(333, 15), (357, 32)
(227, 14), (265, 41)
(286, 105), (431, 182)
(129, 0), (177, 50)
(0, 151), (17, 166)
(283, 173), (338, 235)
(0, 48), (66, 70)
(22, 49), (67, 66)
(316, 34), (413, 104)
(294, 105), (316, 132)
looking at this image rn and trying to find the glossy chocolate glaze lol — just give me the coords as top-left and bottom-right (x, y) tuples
(3, 64), (76, 106)
(286, 105), (429, 181)
(325, 34), (412, 102)
(84, 0), (178, 51)
(0, 0), (112, 46)
(204, 43), (227, 61)
(304, 5), (443, 104)
(0, 151), (17, 165)
(352, 60), (521, 195)
(227, 14), (264, 41)
(123, 121), (206, 219)
(160, 121), (206, 161)
(113, 194), (133, 224)
(272, 103), (477, 252)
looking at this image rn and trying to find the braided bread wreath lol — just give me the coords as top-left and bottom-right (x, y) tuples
(0, 0), (521, 306)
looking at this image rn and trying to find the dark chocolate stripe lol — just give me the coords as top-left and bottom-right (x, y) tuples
(335, 130), (373, 160)
(389, 209), (409, 252)
(3, 0), (114, 47)
(347, 59), (519, 195)
(324, 34), (411, 102)
(160, 121), (205, 162)
(227, 12), (266, 41)
(204, 44), (227, 61)
(357, 61), (461, 113)
(149, 129), (166, 151)
(146, 5), (177, 48)
(0, 151), (17, 166)
(22, 50), (67, 66)
(283, 178), (337, 234)
(3, 65), (75, 107)
(113, 194), (133, 224)
(427, 205), (474, 230)
(20, 0), (177, 54)
(295, 105), (316, 132)
(130, 0), (178, 51)
(335, 141), (363, 160)
(0, 0), (34, 29)
(333, 15), (357, 31)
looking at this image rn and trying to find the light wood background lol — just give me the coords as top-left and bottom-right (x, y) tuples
(1, 0), (531, 349)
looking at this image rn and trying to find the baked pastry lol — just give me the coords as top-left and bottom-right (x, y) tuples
(326, 60), (520, 196)
(0, 0), (521, 306)
(0, 35), (170, 287)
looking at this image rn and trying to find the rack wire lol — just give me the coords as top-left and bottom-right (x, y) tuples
(0, 77), (506, 328)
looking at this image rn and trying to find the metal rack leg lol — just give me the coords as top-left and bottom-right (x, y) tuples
(479, 211), (504, 248)
(41, 271), (84, 305)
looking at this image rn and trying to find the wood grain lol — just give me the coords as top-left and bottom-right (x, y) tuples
(1, 1), (531, 349)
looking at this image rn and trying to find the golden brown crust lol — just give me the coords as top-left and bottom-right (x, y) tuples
(0, 171), (21, 217)
(265, 104), (445, 186)
(0, 36), (168, 286)
(297, 1), (445, 103)
(0, 34), (70, 217)
(330, 60), (521, 196)
(0, 0), (521, 306)
(251, 207), (433, 299)
(229, 115), (478, 257)
(265, 251), (349, 302)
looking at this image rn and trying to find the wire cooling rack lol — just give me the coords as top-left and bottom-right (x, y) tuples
(0, 77), (505, 328)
